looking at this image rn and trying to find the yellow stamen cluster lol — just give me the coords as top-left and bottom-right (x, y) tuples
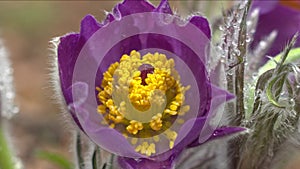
(178, 105), (190, 116)
(135, 142), (156, 156)
(96, 50), (191, 156)
(149, 113), (163, 131)
(129, 69), (176, 111)
(165, 130), (178, 149)
(126, 120), (143, 134)
(96, 97), (124, 125)
(164, 85), (190, 116)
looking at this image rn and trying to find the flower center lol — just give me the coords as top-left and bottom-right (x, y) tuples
(96, 50), (190, 156)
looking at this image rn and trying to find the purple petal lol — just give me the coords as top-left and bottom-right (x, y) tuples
(70, 91), (144, 158)
(175, 117), (207, 149)
(66, 82), (89, 130)
(118, 155), (177, 169)
(188, 126), (246, 147)
(58, 15), (102, 105)
(209, 126), (246, 140)
(115, 0), (155, 17)
(58, 33), (81, 105)
(79, 15), (101, 41)
(172, 85), (236, 149)
(251, 0), (278, 14)
(251, 1), (300, 57)
(197, 86), (235, 143)
(189, 16), (211, 39)
(154, 0), (173, 14)
(103, 13), (115, 24)
(89, 128), (143, 158)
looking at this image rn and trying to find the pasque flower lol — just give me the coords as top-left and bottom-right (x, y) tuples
(251, 0), (300, 57)
(55, 0), (245, 168)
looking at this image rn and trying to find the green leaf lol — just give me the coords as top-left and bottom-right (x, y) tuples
(37, 151), (73, 169)
(246, 47), (300, 118)
(265, 73), (287, 108)
(0, 127), (15, 169)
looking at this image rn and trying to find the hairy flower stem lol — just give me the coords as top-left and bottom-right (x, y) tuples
(234, 66), (245, 123)
(275, 33), (299, 75)
(237, 33), (300, 169)
(108, 155), (114, 169)
(92, 147), (100, 169)
(76, 132), (85, 169)
(234, 0), (250, 126)
(228, 1), (251, 168)
(0, 125), (15, 169)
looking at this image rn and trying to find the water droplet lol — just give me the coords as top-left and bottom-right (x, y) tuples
(175, 17), (187, 26)
(235, 49), (241, 56)
(219, 25), (224, 31)
(12, 106), (19, 114)
(246, 35), (252, 43)
(226, 71), (233, 76)
(280, 92), (287, 97)
(255, 89), (262, 97)
(161, 14), (174, 24)
(288, 98), (295, 107)
(6, 92), (14, 99)
(5, 67), (13, 75)
(238, 1), (248, 9)
(259, 41), (267, 49)
(134, 158), (142, 162)
(291, 110), (297, 117)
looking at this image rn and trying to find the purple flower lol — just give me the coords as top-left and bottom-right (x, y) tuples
(56, 0), (245, 168)
(251, 0), (300, 57)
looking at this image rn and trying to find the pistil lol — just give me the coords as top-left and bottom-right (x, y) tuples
(139, 64), (154, 85)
